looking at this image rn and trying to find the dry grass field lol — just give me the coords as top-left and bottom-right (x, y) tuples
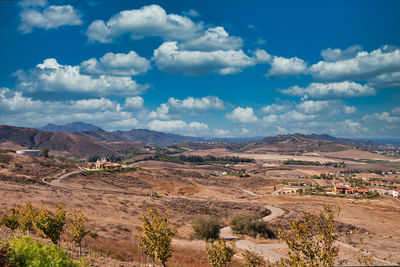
(0, 149), (399, 266)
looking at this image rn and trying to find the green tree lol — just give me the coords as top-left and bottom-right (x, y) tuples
(1, 207), (20, 232)
(6, 235), (79, 267)
(35, 207), (66, 244)
(139, 207), (176, 267)
(19, 203), (38, 235)
(191, 214), (220, 240)
(276, 206), (339, 267)
(205, 239), (235, 267)
(39, 148), (49, 158)
(71, 213), (94, 258)
(242, 250), (265, 267)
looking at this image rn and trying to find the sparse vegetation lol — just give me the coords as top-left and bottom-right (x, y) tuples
(35, 207), (66, 244)
(276, 206), (339, 267)
(231, 215), (274, 238)
(139, 207), (176, 267)
(191, 214), (221, 240)
(242, 249), (265, 267)
(205, 239), (235, 267)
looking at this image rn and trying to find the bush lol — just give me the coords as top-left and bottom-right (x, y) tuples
(5, 235), (79, 267)
(0, 154), (12, 164)
(231, 215), (274, 239)
(242, 249), (265, 267)
(191, 215), (220, 240)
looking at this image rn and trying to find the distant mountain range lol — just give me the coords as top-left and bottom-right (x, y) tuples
(0, 122), (396, 157)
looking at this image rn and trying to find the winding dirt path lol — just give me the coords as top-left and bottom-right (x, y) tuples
(42, 170), (81, 188)
(220, 204), (285, 263)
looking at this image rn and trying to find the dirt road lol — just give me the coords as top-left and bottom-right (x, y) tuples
(220, 204), (285, 262)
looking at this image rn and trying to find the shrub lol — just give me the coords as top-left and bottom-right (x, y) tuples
(139, 207), (176, 267)
(205, 239), (235, 267)
(242, 249), (265, 267)
(191, 215), (220, 240)
(1, 207), (20, 232)
(231, 215), (274, 239)
(5, 235), (79, 267)
(277, 206), (339, 267)
(35, 207), (66, 244)
(0, 154), (12, 164)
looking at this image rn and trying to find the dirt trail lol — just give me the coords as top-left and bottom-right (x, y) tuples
(42, 170), (80, 188)
(220, 204), (285, 263)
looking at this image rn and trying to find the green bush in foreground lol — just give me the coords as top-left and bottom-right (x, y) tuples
(191, 215), (221, 240)
(231, 215), (275, 239)
(5, 235), (79, 267)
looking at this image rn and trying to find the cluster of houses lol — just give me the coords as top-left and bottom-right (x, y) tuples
(87, 158), (121, 170)
(332, 180), (399, 198)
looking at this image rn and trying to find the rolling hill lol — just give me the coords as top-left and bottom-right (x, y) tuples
(0, 125), (140, 157)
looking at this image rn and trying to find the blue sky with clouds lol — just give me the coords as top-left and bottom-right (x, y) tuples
(0, 0), (399, 137)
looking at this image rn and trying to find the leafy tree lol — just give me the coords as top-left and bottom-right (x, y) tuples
(191, 215), (220, 240)
(5, 235), (79, 267)
(19, 203), (37, 235)
(139, 207), (176, 267)
(205, 239), (235, 267)
(35, 207), (66, 244)
(242, 249), (265, 267)
(71, 213), (95, 257)
(39, 148), (49, 158)
(276, 206), (339, 267)
(1, 207), (20, 232)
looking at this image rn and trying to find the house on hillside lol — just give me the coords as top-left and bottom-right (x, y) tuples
(333, 186), (368, 195)
(87, 159), (121, 170)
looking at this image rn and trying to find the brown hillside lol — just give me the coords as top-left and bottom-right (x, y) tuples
(0, 125), (121, 157)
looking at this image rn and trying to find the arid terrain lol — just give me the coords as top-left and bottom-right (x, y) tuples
(1, 133), (400, 266)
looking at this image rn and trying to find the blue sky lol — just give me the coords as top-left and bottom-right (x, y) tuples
(0, 0), (399, 137)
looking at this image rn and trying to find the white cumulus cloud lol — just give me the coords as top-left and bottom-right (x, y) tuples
(80, 51), (151, 76)
(16, 58), (148, 96)
(148, 119), (208, 135)
(19, 4), (82, 33)
(167, 96), (224, 110)
(279, 81), (376, 99)
(86, 5), (201, 43)
(309, 45), (400, 82)
(153, 42), (269, 75)
(226, 107), (258, 123)
(266, 56), (307, 77)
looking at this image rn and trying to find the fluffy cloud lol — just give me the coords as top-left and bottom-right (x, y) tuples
(280, 81), (376, 99)
(367, 71), (400, 88)
(167, 96), (224, 110)
(266, 56), (307, 77)
(262, 103), (291, 114)
(16, 58), (147, 96)
(148, 104), (170, 120)
(363, 111), (400, 124)
(123, 96), (144, 110)
(296, 100), (356, 115)
(226, 107), (258, 123)
(153, 42), (269, 75)
(148, 119), (208, 135)
(80, 51), (151, 76)
(179, 27), (243, 51)
(309, 46), (400, 82)
(86, 5), (201, 43)
(334, 120), (368, 135)
(19, 3), (82, 33)
(320, 45), (363, 62)
(0, 88), (139, 130)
